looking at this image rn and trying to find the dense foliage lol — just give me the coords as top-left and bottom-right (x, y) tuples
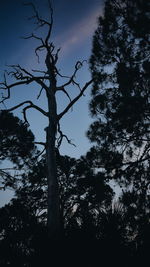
(89, 0), (150, 232)
(0, 111), (36, 167)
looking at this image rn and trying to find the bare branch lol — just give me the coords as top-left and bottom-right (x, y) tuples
(37, 87), (44, 99)
(22, 34), (45, 62)
(56, 86), (72, 102)
(24, 1), (53, 45)
(0, 65), (52, 103)
(35, 45), (45, 62)
(1, 100), (48, 118)
(7, 64), (49, 80)
(57, 122), (76, 148)
(22, 105), (30, 125)
(23, 102), (48, 117)
(0, 78), (10, 103)
(0, 77), (47, 104)
(35, 142), (46, 147)
(58, 79), (93, 120)
(56, 60), (86, 92)
(34, 147), (46, 161)
(24, 2), (51, 26)
(55, 69), (70, 79)
(21, 33), (44, 44)
(54, 48), (61, 64)
(45, 1), (53, 45)
(0, 75), (31, 93)
(32, 69), (47, 74)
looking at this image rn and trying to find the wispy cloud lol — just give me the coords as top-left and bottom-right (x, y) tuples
(12, 5), (102, 69)
(54, 6), (102, 56)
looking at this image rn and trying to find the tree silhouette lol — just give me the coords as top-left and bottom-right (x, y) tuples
(0, 151), (115, 266)
(88, 0), (150, 205)
(1, 113), (148, 264)
(88, 0), (150, 261)
(1, 0), (149, 263)
(0, 111), (38, 191)
(11, 148), (113, 236)
(0, 198), (42, 267)
(120, 188), (150, 257)
(0, 1), (92, 239)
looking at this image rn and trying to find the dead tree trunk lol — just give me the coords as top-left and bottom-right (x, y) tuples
(0, 2), (93, 241)
(46, 88), (60, 239)
(46, 125), (60, 239)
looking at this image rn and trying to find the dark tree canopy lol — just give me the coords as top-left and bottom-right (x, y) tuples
(88, 0), (150, 256)
(89, 0), (150, 189)
(0, 111), (36, 167)
(0, 111), (39, 190)
(0, 149), (115, 266)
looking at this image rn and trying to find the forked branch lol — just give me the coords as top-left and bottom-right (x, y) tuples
(56, 61), (86, 92)
(0, 64), (51, 103)
(24, 1), (53, 48)
(2, 100), (48, 120)
(57, 122), (76, 148)
(58, 79), (93, 120)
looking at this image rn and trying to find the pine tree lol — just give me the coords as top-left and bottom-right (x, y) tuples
(89, 0), (150, 192)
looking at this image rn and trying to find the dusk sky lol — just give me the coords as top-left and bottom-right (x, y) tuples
(0, 0), (103, 205)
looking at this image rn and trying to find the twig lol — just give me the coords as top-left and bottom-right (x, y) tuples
(57, 122), (76, 147)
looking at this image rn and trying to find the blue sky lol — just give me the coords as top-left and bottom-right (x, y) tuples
(0, 0), (103, 205)
(0, 0), (103, 158)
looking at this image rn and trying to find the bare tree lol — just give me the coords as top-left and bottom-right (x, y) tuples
(0, 2), (93, 240)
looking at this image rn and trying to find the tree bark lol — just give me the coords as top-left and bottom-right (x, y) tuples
(46, 92), (60, 240)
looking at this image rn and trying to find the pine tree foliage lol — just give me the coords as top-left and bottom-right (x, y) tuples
(89, 0), (150, 191)
(0, 111), (36, 167)
(88, 0), (150, 251)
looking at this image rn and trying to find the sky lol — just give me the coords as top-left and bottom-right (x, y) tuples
(0, 0), (104, 206)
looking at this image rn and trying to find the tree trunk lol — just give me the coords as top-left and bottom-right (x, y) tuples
(46, 92), (60, 240)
